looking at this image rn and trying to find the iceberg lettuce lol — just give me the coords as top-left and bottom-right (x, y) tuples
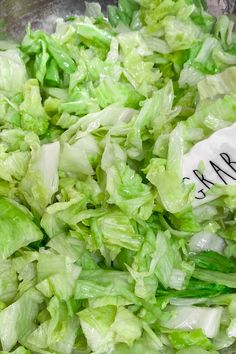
(1, 0), (236, 353)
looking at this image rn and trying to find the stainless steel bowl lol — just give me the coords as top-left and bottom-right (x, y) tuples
(0, 0), (116, 39)
(207, 0), (235, 16)
(0, 0), (236, 39)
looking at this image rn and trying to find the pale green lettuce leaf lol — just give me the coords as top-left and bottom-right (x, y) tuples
(0, 289), (43, 351)
(24, 296), (79, 354)
(102, 140), (155, 220)
(168, 329), (214, 350)
(79, 305), (116, 354)
(77, 22), (112, 49)
(59, 134), (100, 176)
(92, 77), (143, 109)
(0, 260), (18, 304)
(126, 81), (178, 160)
(193, 269), (236, 289)
(112, 321), (164, 353)
(90, 208), (143, 256)
(0, 149), (30, 182)
(110, 306), (142, 346)
(20, 79), (49, 135)
(177, 348), (217, 354)
(79, 305), (142, 354)
(36, 252), (81, 300)
(0, 49), (27, 96)
(19, 140), (60, 214)
(154, 230), (175, 288)
(161, 306), (223, 338)
(185, 95), (236, 138)
(0, 347), (30, 354)
(85, 2), (103, 18)
(40, 193), (86, 238)
(122, 48), (161, 97)
(198, 66), (236, 100)
(75, 268), (138, 304)
(0, 129), (36, 152)
(12, 250), (38, 297)
(138, 0), (194, 29)
(34, 40), (50, 85)
(146, 124), (195, 213)
(125, 228), (159, 301)
(0, 198), (43, 260)
(164, 17), (201, 51)
(189, 231), (225, 254)
(47, 233), (85, 262)
(61, 104), (136, 144)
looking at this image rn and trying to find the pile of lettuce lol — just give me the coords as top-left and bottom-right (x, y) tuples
(2, 0), (236, 353)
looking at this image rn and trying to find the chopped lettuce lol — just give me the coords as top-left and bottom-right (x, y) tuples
(20, 79), (49, 135)
(162, 305), (223, 338)
(1, 1), (236, 353)
(79, 305), (142, 353)
(146, 124), (195, 213)
(0, 260), (18, 304)
(0, 49), (27, 95)
(0, 289), (43, 351)
(0, 198), (43, 260)
(19, 141), (60, 214)
(102, 141), (155, 220)
(189, 231), (225, 253)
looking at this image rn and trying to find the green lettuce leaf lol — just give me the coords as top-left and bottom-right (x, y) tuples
(0, 347), (30, 354)
(24, 296), (79, 354)
(75, 268), (138, 304)
(102, 140), (155, 220)
(0, 289), (43, 351)
(0, 259), (18, 304)
(20, 79), (49, 135)
(0, 198), (43, 260)
(198, 66), (236, 100)
(0, 49), (27, 96)
(19, 140), (60, 215)
(161, 305), (223, 338)
(0, 149), (30, 182)
(36, 252), (81, 301)
(168, 329), (213, 350)
(79, 305), (142, 353)
(193, 251), (236, 273)
(146, 124), (195, 213)
(193, 269), (236, 289)
(90, 208), (143, 256)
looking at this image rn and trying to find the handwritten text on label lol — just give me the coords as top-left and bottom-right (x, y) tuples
(183, 122), (236, 205)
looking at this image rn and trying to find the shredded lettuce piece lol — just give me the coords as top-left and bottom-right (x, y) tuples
(0, 198), (43, 260)
(162, 305), (223, 338)
(0, 289), (43, 351)
(0, 49), (27, 95)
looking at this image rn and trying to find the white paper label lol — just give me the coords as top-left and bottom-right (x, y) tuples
(183, 122), (236, 205)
